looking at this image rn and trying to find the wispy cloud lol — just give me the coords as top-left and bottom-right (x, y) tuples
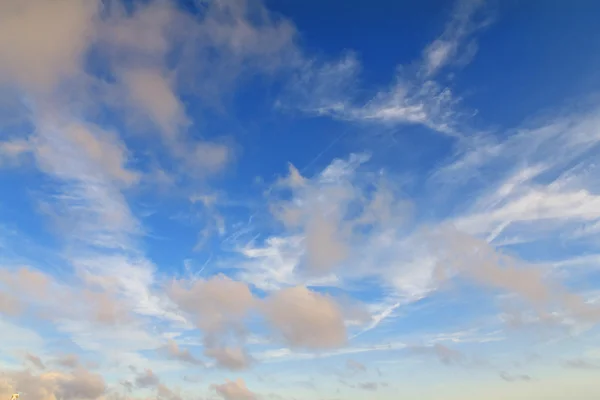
(1, 0), (600, 399)
(278, 0), (491, 134)
(421, 0), (492, 77)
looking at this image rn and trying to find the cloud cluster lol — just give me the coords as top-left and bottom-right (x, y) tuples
(0, 0), (307, 385)
(1, 0), (599, 398)
(167, 274), (362, 368)
(0, 366), (106, 400)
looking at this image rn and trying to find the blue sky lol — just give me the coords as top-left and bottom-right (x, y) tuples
(1, 0), (600, 399)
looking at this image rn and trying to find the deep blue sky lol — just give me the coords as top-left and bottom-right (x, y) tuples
(1, 0), (600, 399)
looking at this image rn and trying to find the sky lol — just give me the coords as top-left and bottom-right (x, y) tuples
(1, 0), (600, 399)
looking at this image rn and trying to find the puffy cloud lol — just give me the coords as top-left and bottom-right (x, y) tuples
(211, 378), (256, 400)
(167, 275), (255, 368)
(56, 368), (106, 400)
(167, 274), (255, 334)
(303, 214), (349, 275)
(168, 274), (356, 355)
(0, 0), (98, 93)
(262, 286), (347, 349)
(163, 340), (203, 366)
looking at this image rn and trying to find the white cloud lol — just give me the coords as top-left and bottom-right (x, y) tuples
(436, 106), (600, 247)
(278, 0), (491, 134)
(1, 0), (600, 398)
(421, 0), (490, 77)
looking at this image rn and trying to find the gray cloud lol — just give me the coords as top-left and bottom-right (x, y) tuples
(408, 343), (468, 367)
(499, 372), (532, 382)
(24, 353), (45, 370)
(134, 369), (160, 389)
(562, 358), (600, 370)
(55, 354), (79, 369)
(357, 382), (379, 391)
(345, 359), (367, 373)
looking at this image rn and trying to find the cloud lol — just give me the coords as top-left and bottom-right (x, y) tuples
(277, 0), (491, 134)
(211, 378), (256, 400)
(499, 372), (532, 382)
(431, 227), (600, 325)
(262, 153), (409, 278)
(119, 67), (187, 137)
(120, 380), (134, 393)
(421, 0), (490, 77)
(163, 340), (203, 366)
(167, 275), (255, 368)
(25, 353), (45, 370)
(357, 382), (379, 391)
(168, 274), (356, 356)
(1, 0), (599, 398)
(0, 291), (21, 316)
(0, 139), (31, 166)
(56, 368), (106, 400)
(134, 369), (160, 389)
(276, 53), (360, 116)
(0, 0), (97, 93)
(346, 359), (367, 373)
(562, 358), (600, 370)
(204, 346), (253, 371)
(157, 384), (182, 400)
(0, 367), (106, 400)
(168, 274), (255, 334)
(409, 343), (466, 366)
(261, 286), (347, 349)
(279, 59), (462, 133)
(0, 267), (131, 326)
